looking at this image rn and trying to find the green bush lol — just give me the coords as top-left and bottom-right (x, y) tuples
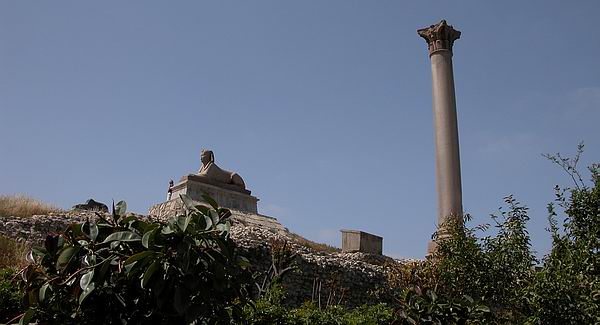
(0, 268), (24, 323)
(525, 149), (600, 324)
(404, 146), (599, 324)
(18, 195), (253, 324)
(422, 197), (536, 323)
(244, 299), (395, 325)
(396, 286), (490, 324)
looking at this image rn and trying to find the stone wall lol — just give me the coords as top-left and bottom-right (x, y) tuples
(0, 210), (411, 308)
(230, 216), (403, 307)
(0, 211), (100, 245)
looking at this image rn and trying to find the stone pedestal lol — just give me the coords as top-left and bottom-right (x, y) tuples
(170, 174), (258, 213)
(341, 230), (383, 255)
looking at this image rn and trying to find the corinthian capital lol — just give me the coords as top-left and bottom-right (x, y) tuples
(417, 20), (461, 55)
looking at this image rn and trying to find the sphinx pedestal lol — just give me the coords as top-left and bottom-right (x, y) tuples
(148, 175), (287, 234)
(176, 174), (258, 213)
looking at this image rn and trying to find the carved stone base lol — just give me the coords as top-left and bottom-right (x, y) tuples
(168, 175), (258, 213)
(148, 196), (287, 235)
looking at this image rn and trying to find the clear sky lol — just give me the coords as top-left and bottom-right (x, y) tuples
(1, 1), (599, 259)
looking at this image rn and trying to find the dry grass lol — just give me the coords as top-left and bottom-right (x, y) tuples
(0, 194), (63, 218)
(289, 232), (341, 254)
(0, 235), (30, 270)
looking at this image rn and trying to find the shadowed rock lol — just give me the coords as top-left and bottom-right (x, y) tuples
(73, 199), (108, 212)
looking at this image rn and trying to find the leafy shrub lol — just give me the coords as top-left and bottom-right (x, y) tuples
(0, 268), (24, 323)
(0, 194), (63, 218)
(406, 145), (598, 324)
(525, 149), (600, 324)
(18, 195), (253, 324)
(344, 303), (395, 324)
(244, 299), (395, 325)
(414, 198), (536, 323)
(396, 286), (490, 324)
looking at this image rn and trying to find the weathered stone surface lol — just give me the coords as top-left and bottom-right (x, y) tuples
(417, 20), (461, 55)
(0, 209), (416, 308)
(231, 223), (404, 307)
(198, 149), (246, 190)
(418, 20), (464, 255)
(149, 190), (259, 218)
(0, 211), (102, 244)
(341, 230), (383, 255)
(154, 149), (258, 214)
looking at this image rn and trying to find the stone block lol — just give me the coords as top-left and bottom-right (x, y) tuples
(341, 230), (383, 255)
(171, 175), (258, 213)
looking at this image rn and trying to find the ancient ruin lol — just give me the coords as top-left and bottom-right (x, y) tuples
(418, 20), (464, 254)
(150, 149), (259, 216)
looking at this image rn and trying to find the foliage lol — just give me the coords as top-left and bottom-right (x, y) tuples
(405, 145), (598, 324)
(0, 234), (30, 270)
(395, 286), (490, 324)
(0, 268), (24, 323)
(525, 146), (600, 324)
(244, 298), (395, 325)
(422, 201), (535, 323)
(0, 194), (63, 218)
(18, 194), (252, 325)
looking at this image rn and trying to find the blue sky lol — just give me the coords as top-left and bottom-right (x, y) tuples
(1, 1), (598, 259)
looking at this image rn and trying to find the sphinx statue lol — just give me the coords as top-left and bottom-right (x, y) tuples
(197, 150), (246, 190)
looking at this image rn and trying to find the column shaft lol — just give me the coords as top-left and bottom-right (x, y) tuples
(430, 51), (463, 224)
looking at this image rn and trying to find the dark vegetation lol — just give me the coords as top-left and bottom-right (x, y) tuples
(0, 147), (598, 324)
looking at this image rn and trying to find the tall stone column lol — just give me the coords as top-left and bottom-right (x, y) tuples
(417, 20), (463, 254)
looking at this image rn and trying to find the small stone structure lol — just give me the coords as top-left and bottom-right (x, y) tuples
(341, 230), (383, 255)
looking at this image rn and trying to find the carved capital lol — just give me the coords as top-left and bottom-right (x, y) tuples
(417, 20), (461, 55)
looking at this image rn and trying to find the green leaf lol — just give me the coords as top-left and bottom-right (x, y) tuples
(142, 229), (157, 248)
(204, 214), (213, 230)
(96, 257), (113, 283)
(180, 194), (199, 211)
(177, 215), (192, 232)
(79, 282), (95, 305)
(56, 246), (78, 269)
(216, 222), (230, 234)
(80, 270), (94, 290)
(124, 251), (154, 266)
(115, 200), (127, 216)
(119, 215), (136, 226)
(38, 283), (49, 302)
(209, 209), (219, 226)
(202, 193), (219, 210)
(173, 286), (187, 315)
(141, 261), (160, 289)
(19, 308), (35, 325)
(89, 222), (99, 241)
(161, 226), (174, 235)
(237, 256), (251, 269)
(102, 231), (141, 243)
